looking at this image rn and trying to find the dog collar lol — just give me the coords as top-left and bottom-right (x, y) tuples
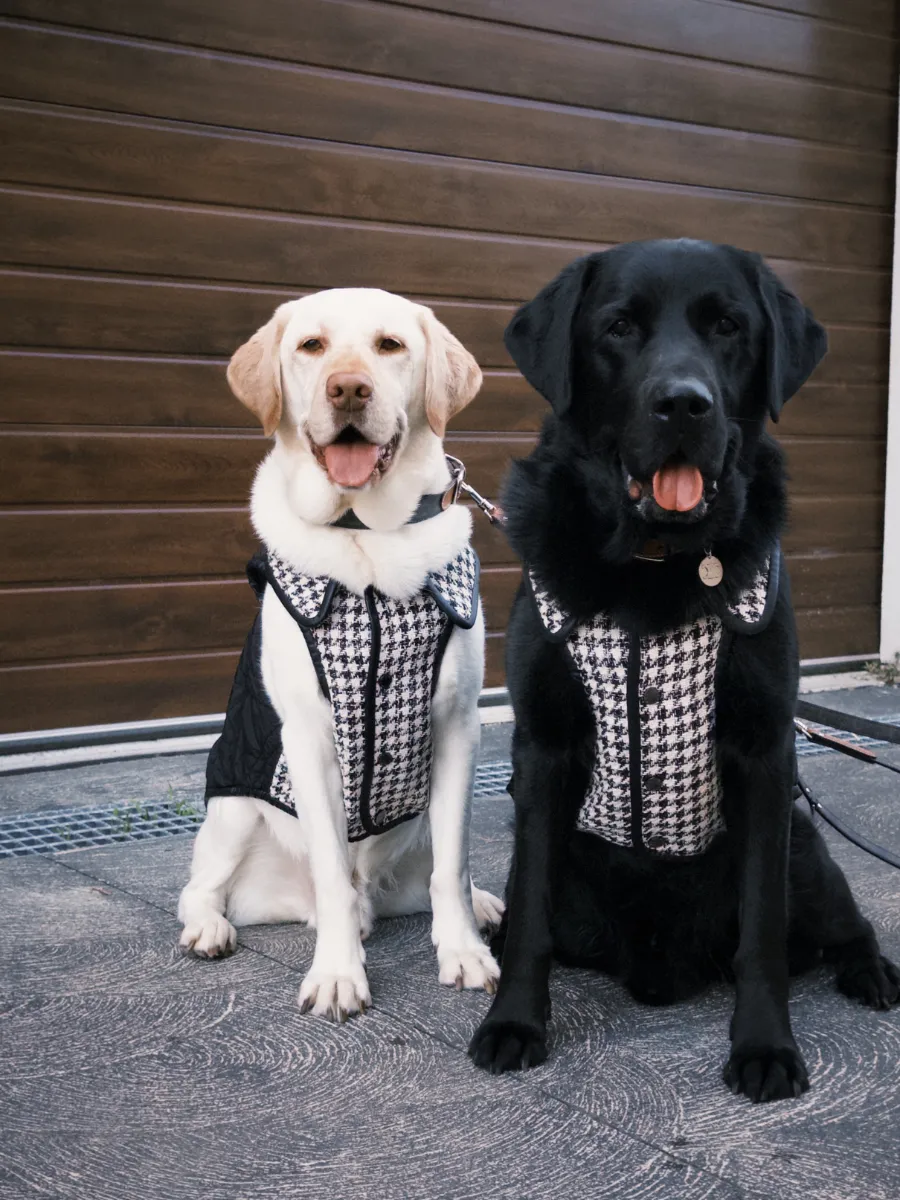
(329, 454), (505, 531)
(329, 488), (454, 530)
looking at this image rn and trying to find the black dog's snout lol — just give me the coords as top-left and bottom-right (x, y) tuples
(652, 384), (714, 424)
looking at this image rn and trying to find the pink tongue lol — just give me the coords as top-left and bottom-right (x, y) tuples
(322, 441), (380, 488)
(652, 462), (704, 512)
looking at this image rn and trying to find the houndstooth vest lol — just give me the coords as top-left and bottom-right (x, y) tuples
(528, 552), (779, 857)
(206, 546), (479, 842)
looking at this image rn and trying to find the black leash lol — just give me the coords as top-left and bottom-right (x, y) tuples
(794, 717), (900, 870)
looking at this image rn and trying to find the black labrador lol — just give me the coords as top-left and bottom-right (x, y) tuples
(468, 239), (899, 1102)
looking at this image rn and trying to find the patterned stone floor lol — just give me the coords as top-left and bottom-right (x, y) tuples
(1, 717), (899, 1199)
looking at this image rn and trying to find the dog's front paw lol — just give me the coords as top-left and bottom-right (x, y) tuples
(179, 915), (237, 958)
(723, 1041), (809, 1103)
(437, 942), (500, 993)
(298, 965), (371, 1022)
(836, 953), (900, 1010)
(468, 1016), (548, 1074)
(472, 886), (505, 932)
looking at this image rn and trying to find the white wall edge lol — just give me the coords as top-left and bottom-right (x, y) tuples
(880, 86), (900, 662)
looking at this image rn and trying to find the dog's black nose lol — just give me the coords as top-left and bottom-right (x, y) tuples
(652, 385), (714, 423)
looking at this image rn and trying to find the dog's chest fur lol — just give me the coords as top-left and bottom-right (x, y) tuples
(529, 558), (773, 856)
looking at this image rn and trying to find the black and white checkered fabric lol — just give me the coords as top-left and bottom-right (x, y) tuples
(429, 551), (478, 624)
(726, 559), (770, 625)
(266, 548), (477, 841)
(269, 553), (332, 622)
(530, 557), (770, 856)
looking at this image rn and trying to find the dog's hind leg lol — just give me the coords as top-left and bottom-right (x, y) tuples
(789, 805), (899, 1009)
(178, 796), (261, 957)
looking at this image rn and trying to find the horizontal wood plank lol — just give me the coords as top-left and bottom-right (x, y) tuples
(0, 650), (240, 733)
(0, 24), (890, 207)
(0, 0), (892, 147)
(0, 430), (885, 504)
(0, 191), (890, 325)
(794, 604), (880, 658)
(0, 564), (521, 663)
(0, 353), (887, 440)
(397, 0), (896, 89)
(0, 596), (877, 732)
(1, 271), (889, 384)
(0, 579), (255, 663)
(0, 491), (883, 590)
(0, 102), (890, 268)
(0, 271), (515, 365)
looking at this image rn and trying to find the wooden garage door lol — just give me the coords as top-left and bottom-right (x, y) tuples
(0, 0), (895, 732)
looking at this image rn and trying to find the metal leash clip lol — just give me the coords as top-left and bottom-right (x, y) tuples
(443, 454), (506, 526)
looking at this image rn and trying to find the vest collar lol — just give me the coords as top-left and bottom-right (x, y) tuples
(262, 546), (480, 631)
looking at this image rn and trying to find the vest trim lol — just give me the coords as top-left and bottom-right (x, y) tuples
(626, 628), (643, 850)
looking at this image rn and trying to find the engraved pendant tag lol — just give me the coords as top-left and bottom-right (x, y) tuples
(698, 554), (724, 587)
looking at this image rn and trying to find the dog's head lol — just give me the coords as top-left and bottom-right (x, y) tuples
(228, 288), (481, 495)
(505, 240), (826, 552)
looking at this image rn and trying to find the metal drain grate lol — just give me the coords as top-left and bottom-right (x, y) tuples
(0, 799), (205, 859)
(795, 729), (888, 758)
(0, 761), (515, 859)
(473, 760), (512, 797)
(1, 729), (892, 860)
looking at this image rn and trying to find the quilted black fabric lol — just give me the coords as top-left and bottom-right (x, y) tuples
(204, 615), (283, 805)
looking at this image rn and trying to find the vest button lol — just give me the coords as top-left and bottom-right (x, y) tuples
(642, 686), (661, 705)
(378, 673), (392, 689)
(377, 751), (393, 767)
(645, 833), (667, 851)
(643, 774), (663, 793)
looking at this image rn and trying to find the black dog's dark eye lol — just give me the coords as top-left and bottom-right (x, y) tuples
(300, 338), (324, 352)
(715, 316), (739, 336)
(379, 337), (404, 352)
(608, 318), (631, 338)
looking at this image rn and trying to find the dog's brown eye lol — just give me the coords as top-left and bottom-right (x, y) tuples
(300, 338), (324, 353)
(715, 316), (739, 336)
(608, 318), (631, 338)
(379, 337), (404, 352)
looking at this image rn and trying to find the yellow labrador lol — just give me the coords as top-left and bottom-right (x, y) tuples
(178, 289), (503, 1019)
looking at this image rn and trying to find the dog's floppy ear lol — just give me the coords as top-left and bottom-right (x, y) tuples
(227, 305), (291, 436)
(755, 259), (828, 423)
(504, 255), (598, 416)
(419, 306), (483, 437)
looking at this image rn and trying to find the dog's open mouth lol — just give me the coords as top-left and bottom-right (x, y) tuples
(625, 456), (717, 520)
(310, 427), (401, 489)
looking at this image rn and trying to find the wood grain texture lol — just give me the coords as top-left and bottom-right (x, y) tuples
(0, 186), (889, 322)
(0, 493), (881, 588)
(0, 0), (892, 147)
(1, 270), (889, 380)
(0, 352), (887, 440)
(0, 431), (884, 505)
(0, 565), (521, 663)
(391, 0), (897, 89)
(0, 650), (241, 732)
(0, 23), (891, 207)
(0, 102), (890, 268)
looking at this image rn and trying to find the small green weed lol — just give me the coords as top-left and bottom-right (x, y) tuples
(865, 653), (900, 686)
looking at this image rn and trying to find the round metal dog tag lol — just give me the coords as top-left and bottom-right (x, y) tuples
(698, 554), (724, 587)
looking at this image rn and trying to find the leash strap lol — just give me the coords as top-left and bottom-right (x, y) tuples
(330, 454), (506, 530)
(794, 717), (900, 870)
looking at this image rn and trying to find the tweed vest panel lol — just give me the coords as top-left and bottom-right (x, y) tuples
(529, 556), (773, 856)
(265, 546), (479, 841)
